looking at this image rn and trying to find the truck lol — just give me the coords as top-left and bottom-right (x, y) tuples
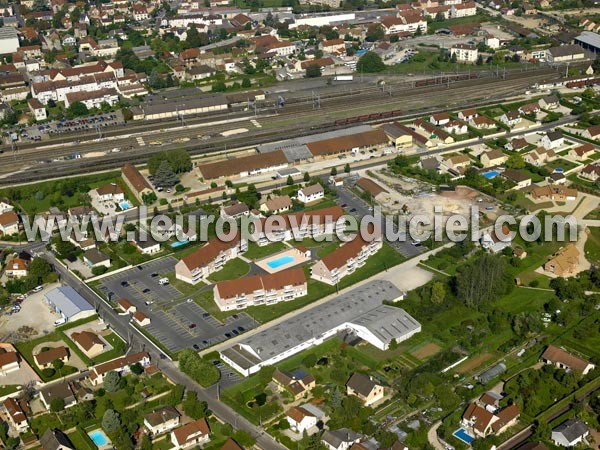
(334, 75), (354, 81)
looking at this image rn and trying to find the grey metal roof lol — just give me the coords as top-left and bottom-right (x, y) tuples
(322, 429), (361, 448)
(575, 31), (600, 50)
(0, 27), (17, 39)
(45, 286), (94, 319)
(476, 362), (507, 384)
(553, 419), (589, 442)
(223, 280), (417, 363)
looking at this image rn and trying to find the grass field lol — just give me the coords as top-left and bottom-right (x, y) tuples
(585, 226), (600, 267)
(244, 241), (287, 260)
(207, 258), (251, 282)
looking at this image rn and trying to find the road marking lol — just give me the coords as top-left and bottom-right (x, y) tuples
(136, 136), (146, 146)
(251, 119), (261, 128)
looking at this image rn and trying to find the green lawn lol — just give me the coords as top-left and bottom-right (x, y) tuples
(544, 158), (579, 173)
(92, 332), (127, 364)
(165, 271), (204, 297)
(244, 241), (287, 260)
(584, 226), (600, 266)
(207, 258), (251, 282)
(0, 385), (20, 396)
(316, 240), (341, 258)
(67, 429), (96, 450)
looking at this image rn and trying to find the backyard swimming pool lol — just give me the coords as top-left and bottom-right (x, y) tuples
(120, 201), (133, 210)
(266, 255), (295, 269)
(482, 170), (500, 179)
(171, 240), (190, 249)
(88, 429), (110, 447)
(453, 428), (475, 444)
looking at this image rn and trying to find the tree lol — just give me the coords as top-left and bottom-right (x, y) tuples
(302, 353), (318, 367)
(28, 258), (51, 283)
(241, 77), (251, 88)
(66, 101), (89, 118)
(476, 55), (484, 65)
(50, 398), (64, 412)
(330, 167), (337, 176)
(303, 172), (310, 182)
(455, 253), (511, 307)
(52, 359), (64, 373)
(183, 391), (209, 419)
(154, 160), (179, 188)
(305, 64), (321, 78)
(366, 24), (384, 42)
(344, 163), (351, 173)
(506, 153), (525, 169)
(104, 371), (121, 393)
(130, 362), (144, 375)
(430, 281), (446, 304)
(330, 385), (342, 409)
(102, 409), (121, 435)
(178, 350), (220, 387)
(357, 51), (385, 73)
(286, 175), (294, 185)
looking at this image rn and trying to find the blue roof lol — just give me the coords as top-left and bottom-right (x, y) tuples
(45, 286), (94, 319)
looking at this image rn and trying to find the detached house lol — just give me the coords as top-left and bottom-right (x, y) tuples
(541, 345), (595, 375)
(461, 402), (520, 438)
(470, 116), (496, 129)
(273, 368), (316, 400)
(3, 397), (28, 433)
(543, 244), (580, 277)
(71, 331), (105, 358)
(34, 346), (69, 369)
(298, 183), (325, 204)
(480, 149), (507, 168)
(322, 429), (361, 450)
(569, 143), (596, 161)
(499, 110), (521, 127)
(539, 94), (559, 109)
(458, 108), (478, 121)
(286, 406), (317, 433)
(581, 163), (600, 182)
(5, 257), (29, 278)
(583, 125), (600, 140)
(524, 147), (556, 166)
(444, 154), (470, 171)
(260, 195), (292, 214)
(0, 211), (19, 236)
(346, 372), (384, 406)
(540, 131), (564, 150)
(171, 418), (211, 449)
(144, 406), (181, 436)
(552, 419), (589, 447)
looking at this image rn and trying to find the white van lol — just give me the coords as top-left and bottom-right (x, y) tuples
(54, 317), (67, 326)
(158, 278), (170, 286)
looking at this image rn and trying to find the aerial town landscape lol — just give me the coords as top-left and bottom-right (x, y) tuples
(0, 0), (599, 447)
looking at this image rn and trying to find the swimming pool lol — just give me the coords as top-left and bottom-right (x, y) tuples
(453, 428), (475, 444)
(120, 201), (132, 210)
(88, 429), (110, 447)
(554, 167), (564, 173)
(482, 170), (499, 179)
(266, 255), (295, 269)
(171, 240), (190, 249)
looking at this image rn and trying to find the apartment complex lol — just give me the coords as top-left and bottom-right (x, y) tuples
(213, 267), (307, 311)
(311, 234), (382, 285)
(175, 234), (248, 285)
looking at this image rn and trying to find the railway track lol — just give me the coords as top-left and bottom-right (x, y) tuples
(0, 68), (560, 185)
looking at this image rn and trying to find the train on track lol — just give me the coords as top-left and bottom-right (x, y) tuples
(334, 109), (403, 126)
(414, 72), (479, 87)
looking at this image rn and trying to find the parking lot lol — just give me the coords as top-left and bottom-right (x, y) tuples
(8, 111), (125, 143)
(97, 257), (256, 353)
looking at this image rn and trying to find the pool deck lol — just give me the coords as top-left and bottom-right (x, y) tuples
(255, 248), (311, 274)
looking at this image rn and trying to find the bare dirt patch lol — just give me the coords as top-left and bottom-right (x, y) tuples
(411, 342), (441, 360)
(455, 352), (493, 375)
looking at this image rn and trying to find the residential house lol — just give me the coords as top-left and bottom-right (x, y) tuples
(272, 368), (316, 400)
(346, 373), (384, 406)
(320, 38), (345, 55)
(499, 110), (522, 127)
(88, 352), (150, 385)
(541, 345), (595, 375)
(430, 112), (450, 126)
(70, 331), (105, 358)
(503, 169), (532, 189)
(539, 95), (559, 109)
(569, 143), (596, 161)
(214, 268), (307, 311)
(414, 119), (454, 144)
(450, 1), (477, 17)
(135, 237), (161, 255)
(95, 183), (125, 202)
(174, 234), (248, 284)
(519, 102), (541, 115)
(480, 149), (507, 168)
(297, 183), (325, 204)
(28, 98), (47, 121)
(442, 119), (468, 135)
(0, 347), (20, 376)
(580, 163), (600, 182)
(39, 382), (77, 410)
(286, 406), (317, 433)
(221, 202), (250, 220)
(543, 244), (580, 277)
(505, 138), (529, 152)
(34, 346), (69, 369)
(523, 147), (556, 166)
(450, 44), (478, 63)
(82, 248), (111, 269)
(0, 198), (13, 214)
(260, 195), (292, 214)
(582, 125), (600, 140)
(40, 429), (76, 450)
(531, 185), (577, 201)
(356, 177), (388, 201)
(458, 108), (478, 121)
(480, 224), (512, 253)
(5, 257), (29, 278)
(470, 116), (496, 129)
(0, 211), (19, 235)
(540, 131), (564, 150)
(322, 429), (361, 450)
(171, 418), (211, 449)
(3, 397), (28, 432)
(144, 406), (181, 436)
(551, 419), (589, 447)
(311, 234), (382, 286)
(220, 438), (244, 450)
(444, 154), (470, 171)
(461, 402), (520, 438)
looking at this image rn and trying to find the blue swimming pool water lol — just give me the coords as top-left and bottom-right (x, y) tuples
(88, 430), (109, 447)
(267, 255), (295, 269)
(554, 167), (564, 173)
(453, 428), (475, 444)
(482, 170), (499, 179)
(120, 201), (132, 210)
(171, 240), (189, 248)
